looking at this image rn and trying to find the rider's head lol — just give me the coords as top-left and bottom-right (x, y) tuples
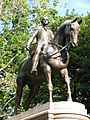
(41, 16), (49, 26)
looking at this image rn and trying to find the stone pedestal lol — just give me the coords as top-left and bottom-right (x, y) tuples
(7, 102), (90, 120)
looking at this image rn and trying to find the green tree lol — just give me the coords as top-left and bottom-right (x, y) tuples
(0, 0), (31, 117)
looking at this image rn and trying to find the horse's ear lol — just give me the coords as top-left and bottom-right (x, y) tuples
(71, 17), (78, 23)
(78, 19), (82, 24)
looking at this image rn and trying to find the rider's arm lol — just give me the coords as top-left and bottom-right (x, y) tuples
(27, 29), (38, 46)
(51, 31), (54, 39)
(50, 30), (54, 40)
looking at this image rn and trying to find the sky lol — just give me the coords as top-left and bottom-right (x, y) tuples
(27, 0), (90, 16)
(55, 0), (90, 16)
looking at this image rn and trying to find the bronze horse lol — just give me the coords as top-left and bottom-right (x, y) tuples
(14, 18), (82, 114)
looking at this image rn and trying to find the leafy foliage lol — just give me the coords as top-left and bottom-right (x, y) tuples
(0, 0), (90, 119)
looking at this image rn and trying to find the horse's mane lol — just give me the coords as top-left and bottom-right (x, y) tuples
(54, 20), (72, 43)
(58, 20), (72, 31)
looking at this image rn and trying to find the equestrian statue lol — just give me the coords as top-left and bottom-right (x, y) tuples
(14, 17), (82, 114)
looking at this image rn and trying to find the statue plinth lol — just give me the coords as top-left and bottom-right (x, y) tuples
(7, 102), (90, 120)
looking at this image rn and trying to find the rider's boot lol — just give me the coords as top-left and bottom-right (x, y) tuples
(31, 68), (38, 76)
(31, 59), (38, 76)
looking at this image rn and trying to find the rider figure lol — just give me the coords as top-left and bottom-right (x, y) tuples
(26, 16), (54, 75)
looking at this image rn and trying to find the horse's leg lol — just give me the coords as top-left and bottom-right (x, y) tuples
(14, 72), (25, 114)
(43, 62), (53, 103)
(60, 68), (72, 101)
(24, 83), (41, 111)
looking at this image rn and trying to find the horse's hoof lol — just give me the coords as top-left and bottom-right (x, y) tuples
(68, 98), (72, 102)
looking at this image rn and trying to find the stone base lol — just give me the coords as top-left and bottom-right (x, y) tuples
(7, 102), (90, 120)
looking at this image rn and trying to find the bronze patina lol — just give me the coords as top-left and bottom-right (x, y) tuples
(15, 18), (82, 114)
(26, 16), (54, 75)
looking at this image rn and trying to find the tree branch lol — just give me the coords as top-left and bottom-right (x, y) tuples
(2, 96), (15, 112)
(0, 54), (18, 72)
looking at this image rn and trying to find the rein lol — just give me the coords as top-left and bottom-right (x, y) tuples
(49, 40), (63, 49)
(46, 41), (68, 59)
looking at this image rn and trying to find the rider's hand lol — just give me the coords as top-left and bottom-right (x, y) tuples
(26, 45), (30, 51)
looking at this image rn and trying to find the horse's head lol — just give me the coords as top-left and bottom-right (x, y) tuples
(64, 18), (82, 47)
